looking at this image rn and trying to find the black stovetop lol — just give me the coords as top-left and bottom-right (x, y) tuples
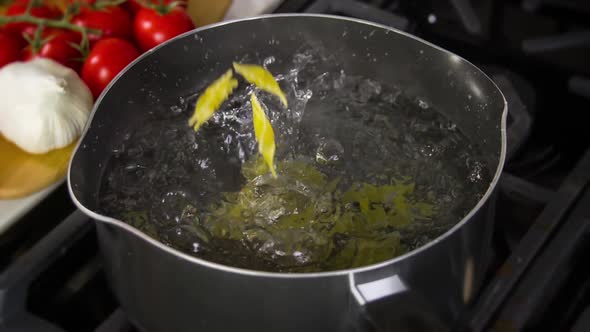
(1, 1), (590, 331)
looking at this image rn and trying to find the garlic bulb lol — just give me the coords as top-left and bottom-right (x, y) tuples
(0, 58), (93, 154)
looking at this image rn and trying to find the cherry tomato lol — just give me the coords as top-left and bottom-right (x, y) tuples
(124, 0), (184, 17)
(73, 5), (132, 44)
(0, 30), (24, 68)
(124, 0), (145, 16)
(65, 0), (95, 4)
(5, 1), (62, 36)
(22, 28), (82, 71)
(133, 7), (194, 52)
(82, 38), (139, 98)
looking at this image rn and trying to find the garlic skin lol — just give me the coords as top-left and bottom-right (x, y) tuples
(0, 58), (93, 154)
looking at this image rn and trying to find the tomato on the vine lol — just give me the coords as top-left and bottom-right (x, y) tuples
(133, 6), (194, 51)
(5, 0), (63, 37)
(0, 30), (24, 68)
(22, 28), (82, 72)
(124, 0), (184, 17)
(64, 0), (96, 4)
(123, 0), (145, 16)
(81, 38), (139, 98)
(72, 5), (132, 44)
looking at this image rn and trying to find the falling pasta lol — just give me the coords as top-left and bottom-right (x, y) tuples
(250, 92), (277, 178)
(188, 63), (287, 176)
(233, 62), (288, 107)
(188, 69), (238, 132)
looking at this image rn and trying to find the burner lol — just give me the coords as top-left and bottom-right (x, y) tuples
(303, 0), (411, 31)
(95, 309), (136, 332)
(522, 0), (590, 14)
(460, 149), (590, 331)
(569, 76), (590, 99)
(522, 30), (590, 54)
(495, 173), (552, 249)
(0, 210), (117, 332)
(490, 73), (533, 162)
(449, 0), (483, 35)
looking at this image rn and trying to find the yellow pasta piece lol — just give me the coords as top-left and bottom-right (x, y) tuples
(233, 62), (288, 108)
(188, 69), (238, 132)
(251, 92), (277, 178)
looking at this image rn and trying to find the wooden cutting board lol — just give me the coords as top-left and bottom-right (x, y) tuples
(0, 134), (75, 199)
(186, 0), (232, 26)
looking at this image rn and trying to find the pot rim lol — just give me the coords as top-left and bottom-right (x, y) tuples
(67, 13), (508, 279)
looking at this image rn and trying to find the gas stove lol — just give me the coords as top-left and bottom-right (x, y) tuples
(2, 1), (590, 331)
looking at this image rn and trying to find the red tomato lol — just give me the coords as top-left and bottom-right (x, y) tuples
(65, 0), (95, 4)
(0, 30), (24, 68)
(73, 6), (132, 44)
(133, 7), (194, 51)
(124, 0), (144, 16)
(22, 29), (82, 71)
(5, 1), (62, 36)
(82, 38), (139, 98)
(124, 0), (184, 17)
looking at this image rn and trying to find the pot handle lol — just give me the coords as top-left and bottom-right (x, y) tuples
(349, 273), (450, 332)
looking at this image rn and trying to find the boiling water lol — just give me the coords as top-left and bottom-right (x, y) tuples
(98, 50), (491, 273)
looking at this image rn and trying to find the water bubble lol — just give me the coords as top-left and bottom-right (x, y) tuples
(333, 70), (346, 89)
(192, 242), (202, 253)
(440, 121), (457, 131)
(293, 251), (311, 264)
(420, 144), (436, 157)
(357, 79), (382, 102)
(293, 51), (313, 67)
(127, 146), (144, 158)
(417, 99), (429, 109)
(112, 145), (125, 156)
(295, 88), (313, 101)
(170, 105), (183, 114)
(316, 139), (344, 165)
(263, 56), (275, 68)
(468, 161), (484, 183)
(197, 158), (210, 169)
(124, 163), (143, 172)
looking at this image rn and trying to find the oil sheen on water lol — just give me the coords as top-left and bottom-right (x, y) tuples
(98, 50), (491, 273)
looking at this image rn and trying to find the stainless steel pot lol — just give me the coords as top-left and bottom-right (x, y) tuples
(68, 14), (507, 332)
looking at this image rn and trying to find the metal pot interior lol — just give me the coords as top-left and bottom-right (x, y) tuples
(68, 14), (506, 274)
